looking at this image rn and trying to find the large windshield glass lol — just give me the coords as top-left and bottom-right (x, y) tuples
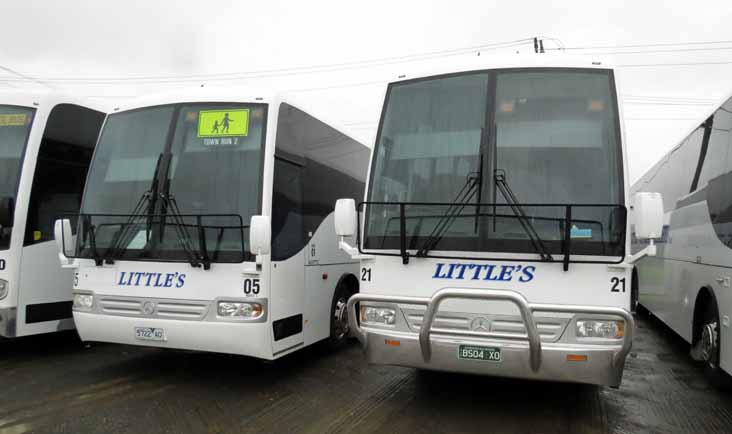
(365, 68), (625, 259)
(78, 103), (266, 263)
(0, 106), (35, 250)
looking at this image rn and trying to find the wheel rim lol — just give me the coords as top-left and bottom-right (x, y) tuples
(700, 321), (719, 367)
(333, 297), (349, 340)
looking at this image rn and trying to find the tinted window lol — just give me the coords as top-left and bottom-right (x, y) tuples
(273, 103), (367, 260)
(78, 103), (266, 264)
(637, 127), (704, 211)
(25, 104), (104, 245)
(0, 106), (34, 249)
(271, 157), (304, 260)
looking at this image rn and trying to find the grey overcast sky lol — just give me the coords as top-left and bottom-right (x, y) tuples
(1, 0), (732, 182)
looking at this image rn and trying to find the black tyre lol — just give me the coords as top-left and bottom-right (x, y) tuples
(326, 284), (354, 350)
(693, 298), (732, 388)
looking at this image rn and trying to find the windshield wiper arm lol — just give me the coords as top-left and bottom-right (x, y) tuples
(160, 193), (208, 270)
(416, 171), (482, 257)
(494, 169), (553, 261)
(104, 190), (153, 264)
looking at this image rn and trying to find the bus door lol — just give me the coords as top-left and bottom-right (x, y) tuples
(269, 156), (306, 354)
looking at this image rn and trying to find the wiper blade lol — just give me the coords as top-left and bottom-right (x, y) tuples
(104, 190), (153, 264)
(494, 170), (553, 261)
(160, 193), (208, 270)
(416, 172), (482, 257)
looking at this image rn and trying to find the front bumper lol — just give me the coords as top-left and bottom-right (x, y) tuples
(348, 288), (634, 387)
(74, 311), (273, 358)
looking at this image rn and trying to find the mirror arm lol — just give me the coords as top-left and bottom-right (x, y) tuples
(338, 235), (373, 260)
(627, 239), (656, 264)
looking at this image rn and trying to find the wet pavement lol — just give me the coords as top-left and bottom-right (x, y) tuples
(0, 313), (731, 434)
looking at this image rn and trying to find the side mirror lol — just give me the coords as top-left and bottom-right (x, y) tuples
(633, 192), (664, 240)
(54, 218), (74, 263)
(249, 215), (271, 257)
(0, 197), (14, 229)
(335, 198), (357, 238)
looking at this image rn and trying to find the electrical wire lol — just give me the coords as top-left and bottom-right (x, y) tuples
(0, 38), (533, 84)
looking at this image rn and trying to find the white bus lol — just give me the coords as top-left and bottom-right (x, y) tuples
(632, 91), (732, 381)
(334, 57), (663, 387)
(0, 91), (105, 338)
(55, 87), (370, 359)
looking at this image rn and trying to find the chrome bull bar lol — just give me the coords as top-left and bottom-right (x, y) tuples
(347, 288), (635, 372)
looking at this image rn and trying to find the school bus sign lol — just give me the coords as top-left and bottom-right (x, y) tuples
(197, 109), (249, 137)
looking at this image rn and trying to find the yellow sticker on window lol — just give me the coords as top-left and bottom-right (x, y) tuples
(0, 114), (28, 126)
(197, 109), (249, 137)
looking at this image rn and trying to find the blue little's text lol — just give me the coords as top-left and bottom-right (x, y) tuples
(432, 263), (535, 283)
(117, 271), (186, 288)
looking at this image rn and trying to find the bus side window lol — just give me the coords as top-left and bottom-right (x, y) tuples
(271, 157), (304, 261)
(24, 104), (104, 245)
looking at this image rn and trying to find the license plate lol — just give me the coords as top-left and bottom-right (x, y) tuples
(457, 345), (501, 362)
(134, 327), (166, 341)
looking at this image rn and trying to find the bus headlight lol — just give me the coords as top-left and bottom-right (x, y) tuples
(0, 279), (8, 300)
(576, 319), (624, 339)
(361, 306), (396, 325)
(73, 293), (94, 310)
(217, 301), (264, 319)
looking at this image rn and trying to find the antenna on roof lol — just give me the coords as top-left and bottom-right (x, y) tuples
(539, 40), (545, 53)
(534, 37), (539, 53)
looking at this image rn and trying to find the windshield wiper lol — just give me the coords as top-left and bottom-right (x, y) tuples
(105, 152), (164, 264)
(415, 171), (482, 258)
(494, 169), (553, 261)
(83, 215), (103, 266)
(104, 189), (154, 264)
(160, 192), (209, 270)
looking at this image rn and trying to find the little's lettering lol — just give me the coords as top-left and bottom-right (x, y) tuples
(117, 271), (186, 288)
(432, 263), (535, 283)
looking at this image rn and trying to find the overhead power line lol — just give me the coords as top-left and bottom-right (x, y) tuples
(0, 38), (534, 85)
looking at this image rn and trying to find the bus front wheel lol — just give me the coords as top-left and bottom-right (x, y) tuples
(326, 283), (355, 350)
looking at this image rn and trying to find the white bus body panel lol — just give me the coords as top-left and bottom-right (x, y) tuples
(0, 92), (106, 337)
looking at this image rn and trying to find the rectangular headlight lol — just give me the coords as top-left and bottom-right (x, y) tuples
(576, 319), (624, 339)
(361, 306), (396, 325)
(0, 279), (7, 300)
(73, 293), (94, 310)
(217, 301), (263, 319)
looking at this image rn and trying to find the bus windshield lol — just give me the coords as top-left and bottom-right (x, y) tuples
(365, 68), (625, 259)
(0, 106), (35, 250)
(78, 103), (266, 263)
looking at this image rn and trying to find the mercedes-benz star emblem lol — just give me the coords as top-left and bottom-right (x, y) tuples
(141, 301), (156, 315)
(470, 317), (490, 331)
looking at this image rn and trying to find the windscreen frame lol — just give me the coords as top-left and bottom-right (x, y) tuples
(362, 67), (626, 262)
(75, 101), (269, 264)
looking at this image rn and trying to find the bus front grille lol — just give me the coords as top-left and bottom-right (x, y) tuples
(98, 296), (209, 321)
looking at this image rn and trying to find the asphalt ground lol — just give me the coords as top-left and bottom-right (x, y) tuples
(0, 313), (731, 434)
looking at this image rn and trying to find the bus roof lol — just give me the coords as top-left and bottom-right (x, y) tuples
(0, 89), (109, 113)
(383, 54), (617, 85)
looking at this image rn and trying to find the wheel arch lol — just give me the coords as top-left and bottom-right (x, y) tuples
(335, 272), (359, 296)
(692, 286), (719, 344)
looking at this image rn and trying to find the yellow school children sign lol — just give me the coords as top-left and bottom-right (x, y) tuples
(197, 109), (249, 137)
